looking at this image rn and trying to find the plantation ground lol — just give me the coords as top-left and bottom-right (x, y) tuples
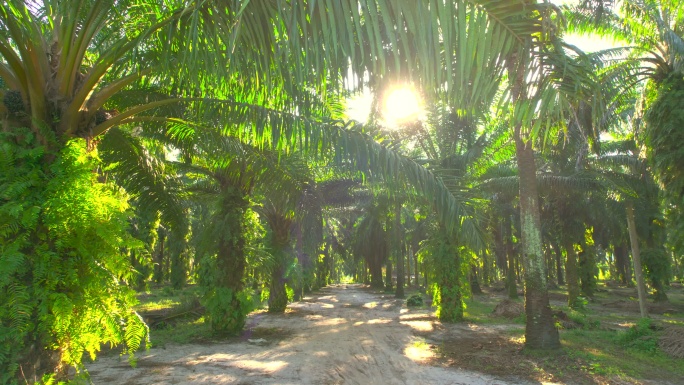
(87, 284), (684, 385)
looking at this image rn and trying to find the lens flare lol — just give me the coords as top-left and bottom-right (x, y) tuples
(383, 87), (421, 126)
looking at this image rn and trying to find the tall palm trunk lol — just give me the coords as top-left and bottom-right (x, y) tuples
(626, 202), (648, 318)
(515, 135), (560, 349)
(210, 186), (249, 333)
(369, 258), (384, 289)
(504, 214), (518, 299)
(394, 204), (405, 298)
(435, 225), (464, 322)
(564, 239), (580, 308)
(154, 229), (166, 283)
(614, 243), (632, 285)
(414, 247), (420, 288)
(406, 245), (412, 286)
(268, 217), (293, 313)
(552, 242), (564, 286)
(385, 256), (393, 290)
(471, 266), (483, 294)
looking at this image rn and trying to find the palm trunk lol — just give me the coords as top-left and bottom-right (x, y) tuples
(471, 265), (483, 294)
(268, 262), (288, 312)
(385, 256), (393, 290)
(516, 135), (560, 349)
(170, 226), (189, 290)
(414, 246), (420, 287)
(552, 242), (564, 286)
(154, 229), (165, 283)
(505, 214), (518, 299)
(545, 245), (556, 287)
(493, 214), (508, 274)
(626, 202), (648, 318)
(268, 218), (292, 313)
(614, 243), (631, 285)
(210, 187), (249, 333)
(406, 245), (411, 286)
(435, 225), (464, 322)
(369, 258), (384, 288)
(564, 239), (580, 308)
(394, 204), (405, 298)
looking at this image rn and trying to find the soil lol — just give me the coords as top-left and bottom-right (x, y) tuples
(87, 284), (543, 385)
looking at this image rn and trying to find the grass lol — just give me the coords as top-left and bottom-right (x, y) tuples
(463, 297), (499, 323)
(435, 282), (684, 384)
(438, 318), (683, 384)
(135, 285), (215, 348)
(135, 285), (201, 312)
(148, 316), (213, 347)
(136, 284), (274, 348)
(561, 327), (684, 380)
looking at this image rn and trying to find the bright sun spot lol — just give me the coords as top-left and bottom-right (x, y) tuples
(383, 87), (421, 126)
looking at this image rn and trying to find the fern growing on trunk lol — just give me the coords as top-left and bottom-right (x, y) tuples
(0, 131), (147, 383)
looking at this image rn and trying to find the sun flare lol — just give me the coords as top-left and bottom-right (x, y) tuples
(383, 87), (421, 125)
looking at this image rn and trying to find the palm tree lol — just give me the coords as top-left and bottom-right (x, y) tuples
(1, 1), (607, 376)
(178, 132), (314, 332)
(257, 156), (311, 313)
(353, 199), (390, 289)
(568, 0), (684, 297)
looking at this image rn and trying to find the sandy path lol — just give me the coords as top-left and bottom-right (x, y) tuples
(88, 285), (532, 385)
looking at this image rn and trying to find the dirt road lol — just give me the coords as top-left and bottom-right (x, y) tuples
(88, 285), (537, 384)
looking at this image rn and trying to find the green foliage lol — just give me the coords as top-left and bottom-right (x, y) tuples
(564, 308), (601, 330)
(286, 285), (295, 303)
(578, 240), (598, 298)
(406, 294), (424, 307)
(419, 225), (469, 322)
(194, 188), (264, 333)
(260, 288), (270, 305)
(618, 318), (659, 354)
(561, 326), (684, 382)
(201, 287), (253, 334)
(644, 74), (684, 271)
(169, 227), (191, 290)
(644, 73), (684, 201)
(574, 296), (590, 311)
(641, 247), (672, 301)
(0, 133), (147, 382)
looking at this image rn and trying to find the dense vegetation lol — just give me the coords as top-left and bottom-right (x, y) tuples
(1, 0), (683, 383)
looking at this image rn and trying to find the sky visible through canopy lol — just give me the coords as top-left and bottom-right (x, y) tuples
(346, 0), (622, 124)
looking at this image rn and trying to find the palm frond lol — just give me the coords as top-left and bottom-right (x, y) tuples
(98, 127), (186, 230)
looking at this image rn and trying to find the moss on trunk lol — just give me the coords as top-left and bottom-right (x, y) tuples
(516, 135), (560, 350)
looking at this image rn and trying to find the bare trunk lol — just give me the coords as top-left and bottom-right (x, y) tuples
(614, 243), (631, 285)
(470, 265), (483, 294)
(564, 239), (580, 308)
(154, 230), (165, 283)
(369, 259), (383, 289)
(505, 214), (518, 299)
(493, 214), (508, 274)
(626, 202), (648, 318)
(516, 135), (560, 349)
(414, 247), (419, 287)
(385, 256), (393, 290)
(482, 252), (491, 286)
(545, 245), (554, 287)
(395, 204), (405, 298)
(552, 242), (564, 285)
(406, 245), (411, 286)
